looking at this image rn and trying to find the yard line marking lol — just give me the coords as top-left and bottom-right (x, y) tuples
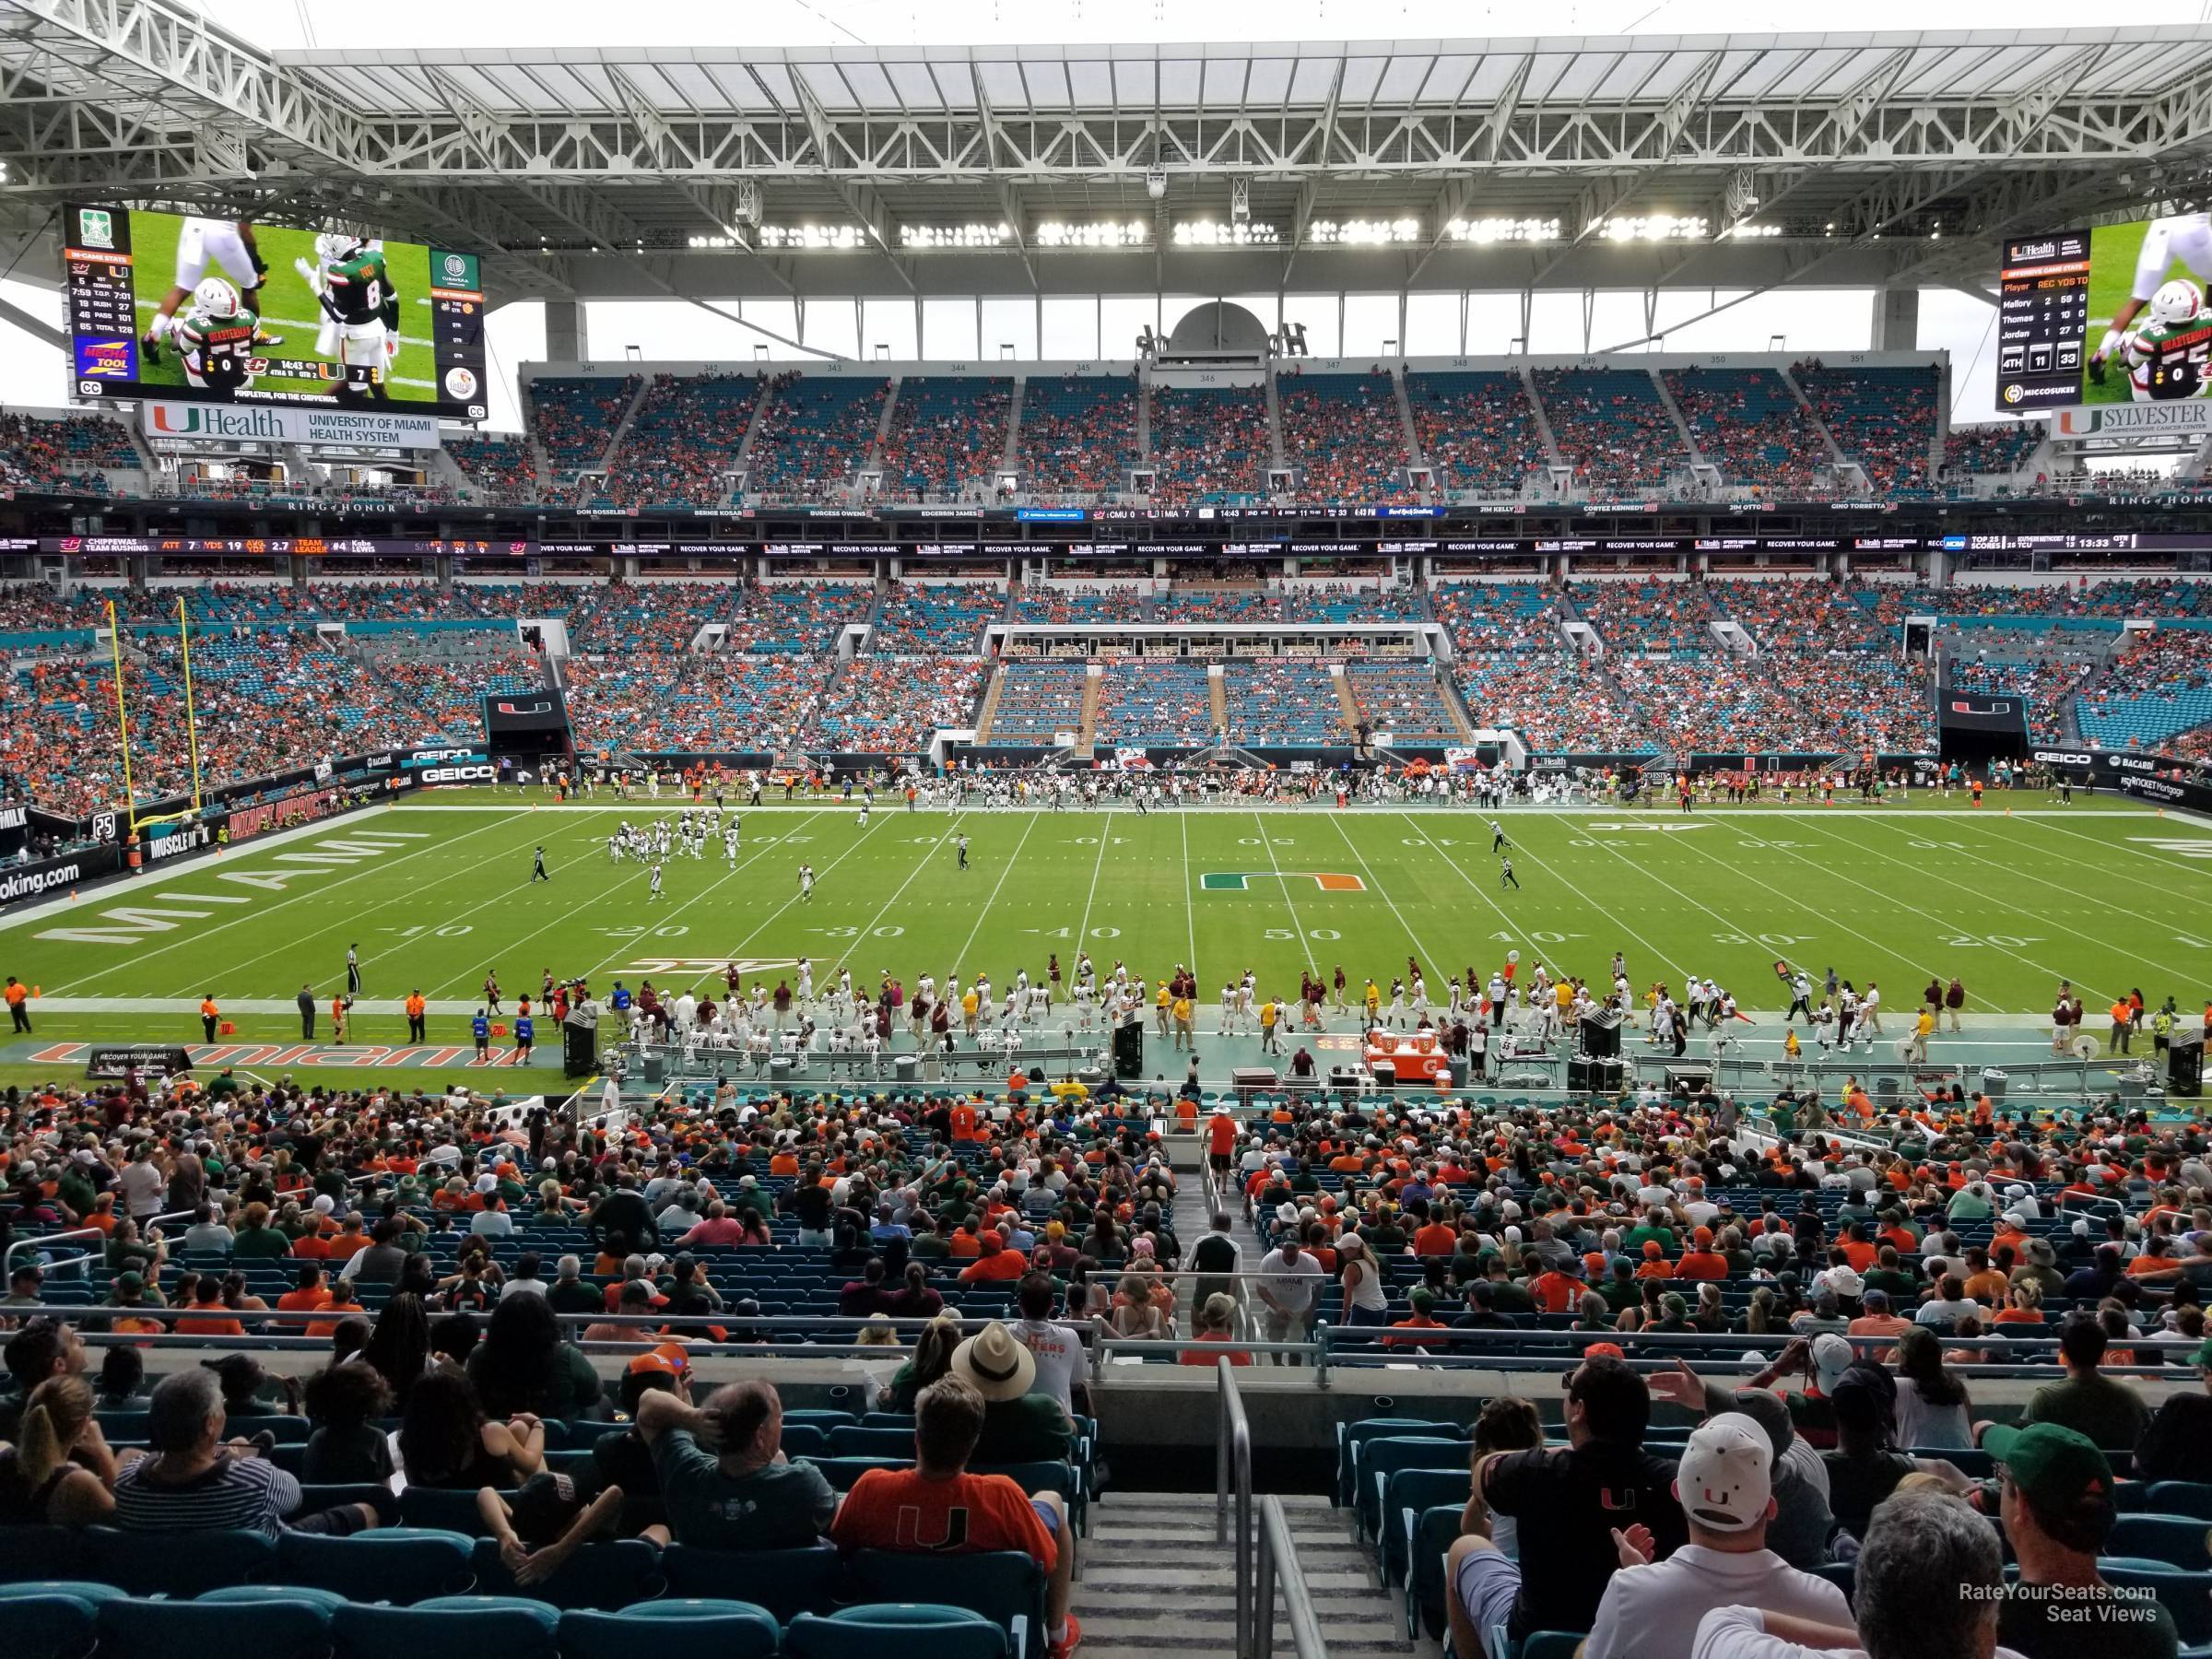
(716, 808), (899, 969)
(1391, 811), (1531, 954)
(1325, 813), (1441, 971)
(455, 813), (821, 1003)
(1252, 811), (1315, 969)
(950, 812), (1041, 974)
(1076, 810), (1112, 948)
(1651, 811), (2108, 1006)
(1844, 812), (2206, 982)
(179, 820), (618, 1002)
(838, 808), (971, 974)
(43, 814), (515, 996)
(2007, 804), (2212, 886)
(1180, 808), (1200, 987)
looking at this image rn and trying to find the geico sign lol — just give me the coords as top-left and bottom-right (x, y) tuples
(418, 764), (496, 784)
(2033, 750), (2095, 767)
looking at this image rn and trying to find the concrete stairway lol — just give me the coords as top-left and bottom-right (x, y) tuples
(972, 665), (1008, 744)
(1077, 670), (1103, 760)
(1077, 1491), (1433, 1659)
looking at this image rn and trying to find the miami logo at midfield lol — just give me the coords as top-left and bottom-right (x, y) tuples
(1200, 872), (1366, 891)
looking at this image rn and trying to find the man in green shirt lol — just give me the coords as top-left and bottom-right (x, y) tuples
(950, 1323), (1073, 1465)
(1986, 1421), (2179, 1659)
(2020, 1315), (2148, 1453)
(637, 1378), (837, 1548)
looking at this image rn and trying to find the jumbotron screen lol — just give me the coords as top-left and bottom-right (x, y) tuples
(61, 204), (489, 420)
(1998, 214), (2212, 412)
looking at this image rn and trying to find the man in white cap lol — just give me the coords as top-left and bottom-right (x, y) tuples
(1584, 1413), (1850, 1659)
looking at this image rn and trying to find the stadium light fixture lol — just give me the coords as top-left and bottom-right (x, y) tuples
(1035, 221), (1147, 249)
(1595, 214), (1709, 241)
(1444, 217), (1560, 244)
(1306, 218), (1421, 245)
(1146, 169), (1169, 201)
(756, 224), (865, 251)
(1172, 220), (1280, 247)
(900, 222), (1014, 249)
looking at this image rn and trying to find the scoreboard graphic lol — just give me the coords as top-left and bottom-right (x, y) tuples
(1998, 213), (2212, 412)
(62, 203), (488, 422)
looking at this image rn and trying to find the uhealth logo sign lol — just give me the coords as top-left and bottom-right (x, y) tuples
(1201, 872), (1366, 891)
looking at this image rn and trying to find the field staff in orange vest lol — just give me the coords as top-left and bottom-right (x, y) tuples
(200, 994), (219, 1042)
(5, 975), (29, 1033)
(405, 989), (429, 1043)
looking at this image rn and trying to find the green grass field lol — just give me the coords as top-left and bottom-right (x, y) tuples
(1, 793), (2207, 1065)
(128, 216), (441, 402)
(2086, 218), (2160, 406)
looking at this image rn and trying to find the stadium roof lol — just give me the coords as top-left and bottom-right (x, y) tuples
(9, 6), (2212, 308)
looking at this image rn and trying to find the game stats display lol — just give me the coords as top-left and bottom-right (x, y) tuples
(1999, 214), (2212, 412)
(62, 203), (489, 419)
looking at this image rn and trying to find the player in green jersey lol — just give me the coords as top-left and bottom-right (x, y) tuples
(173, 277), (260, 394)
(295, 230), (402, 406)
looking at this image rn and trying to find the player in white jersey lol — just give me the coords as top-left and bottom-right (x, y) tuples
(1072, 980), (1096, 1033)
(799, 865), (814, 901)
(143, 218), (276, 359)
(724, 826), (739, 864)
(2094, 212), (2212, 379)
(1028, 982), (1051, 1025)
(648, 862), (665, 900)
(606, 831), (620, 862)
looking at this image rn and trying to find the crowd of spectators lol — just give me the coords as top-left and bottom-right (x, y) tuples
(445, 436), (541, 504)
(1608, 654), (1830, 753)
(1706, 580), (1890, 654)
(1534, 370), (1688, 496)
(1146, 386), (1271, 509)
(530, 377), (640, 477)
(565, 653), (832, 754)
(1275, 371), (1413, 505)
(1947, 655), (2090, 747)
(812, 656), (989, 753)
(1010, 583), (1151, 626)
(876, 378), (1012, 501)
(1945, 421), (2043, 476)
(724, 583), (874, 654)
(982, 660), (1089, 746)
(2074, 628), (2212, 751)
(1406, 371), (1541, 496)
(1573, 580), (1724, 655)
(1665, 367), (1829, 494)
(1431, 582), (1567, 655)
(1220, 661), (1345, 746)
(1797, 363), (1938, 497)
(743, 373), (890, 499)
(869, 583), (1004, 653)
(1017, 376), (1139, 499)
(1093, 658), (1216, 747)
(1452, 653), (1653, 752)
(564, 582), (742, 656)
(1277, 582), (1423, 623)
(594, 374), (760, 509)
(0, 412), (136, 495)
(1344, 661), (1462, 743)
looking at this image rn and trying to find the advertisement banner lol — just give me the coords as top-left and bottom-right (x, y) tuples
(141, 399), (443, 450)
(482, 688), (570, 736)
(0, 843), (124, 910)
(2051, 402), (2212, 439)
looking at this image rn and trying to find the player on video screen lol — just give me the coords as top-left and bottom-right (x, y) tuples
(173, 278), (260, 395)
(295, 230), (399, 406)
(142, 218), (275, 361)
(2117, 279), (2211, 402)
(2091, 210), (2212, 384)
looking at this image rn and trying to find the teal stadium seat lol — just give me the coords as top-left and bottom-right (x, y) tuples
(86, 1525), (276, 1596)
(657, 1542), (843, 1624)
(0, 1589), (102, 1659)
(100, 1591), (335, 1659)
(784, 1603), (1014, 1659)
(2109, 1514), (2212, 1571)
(468, 1536), (663, 1611)
(558, 1598), (782, 1659)
(335, 1594), (559, 1659)
(846, 1549), (1047, 1659)
(0, 1525), (88, 1583)
(275, 1526), (476, 1604)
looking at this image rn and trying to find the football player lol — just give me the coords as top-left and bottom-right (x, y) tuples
(173, 277), (260, 394)
(295, 229), (400, 405)
(2091, 211), (2212, 383)
(143, 218), (276, 361)
(2117, 278), (2211, 402)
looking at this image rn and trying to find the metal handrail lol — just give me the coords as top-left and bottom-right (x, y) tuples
(4, 1206), (201, 1280)
(1218, 1355), (1255, 1659)
(1254, 1493), (1331, 1659)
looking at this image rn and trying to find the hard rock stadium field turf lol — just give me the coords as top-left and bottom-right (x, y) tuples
(0, 788), (2206, 1074)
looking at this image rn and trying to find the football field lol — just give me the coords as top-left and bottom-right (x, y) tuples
(126, 215), (441, 400)
(2, 792), (2208, 1066)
